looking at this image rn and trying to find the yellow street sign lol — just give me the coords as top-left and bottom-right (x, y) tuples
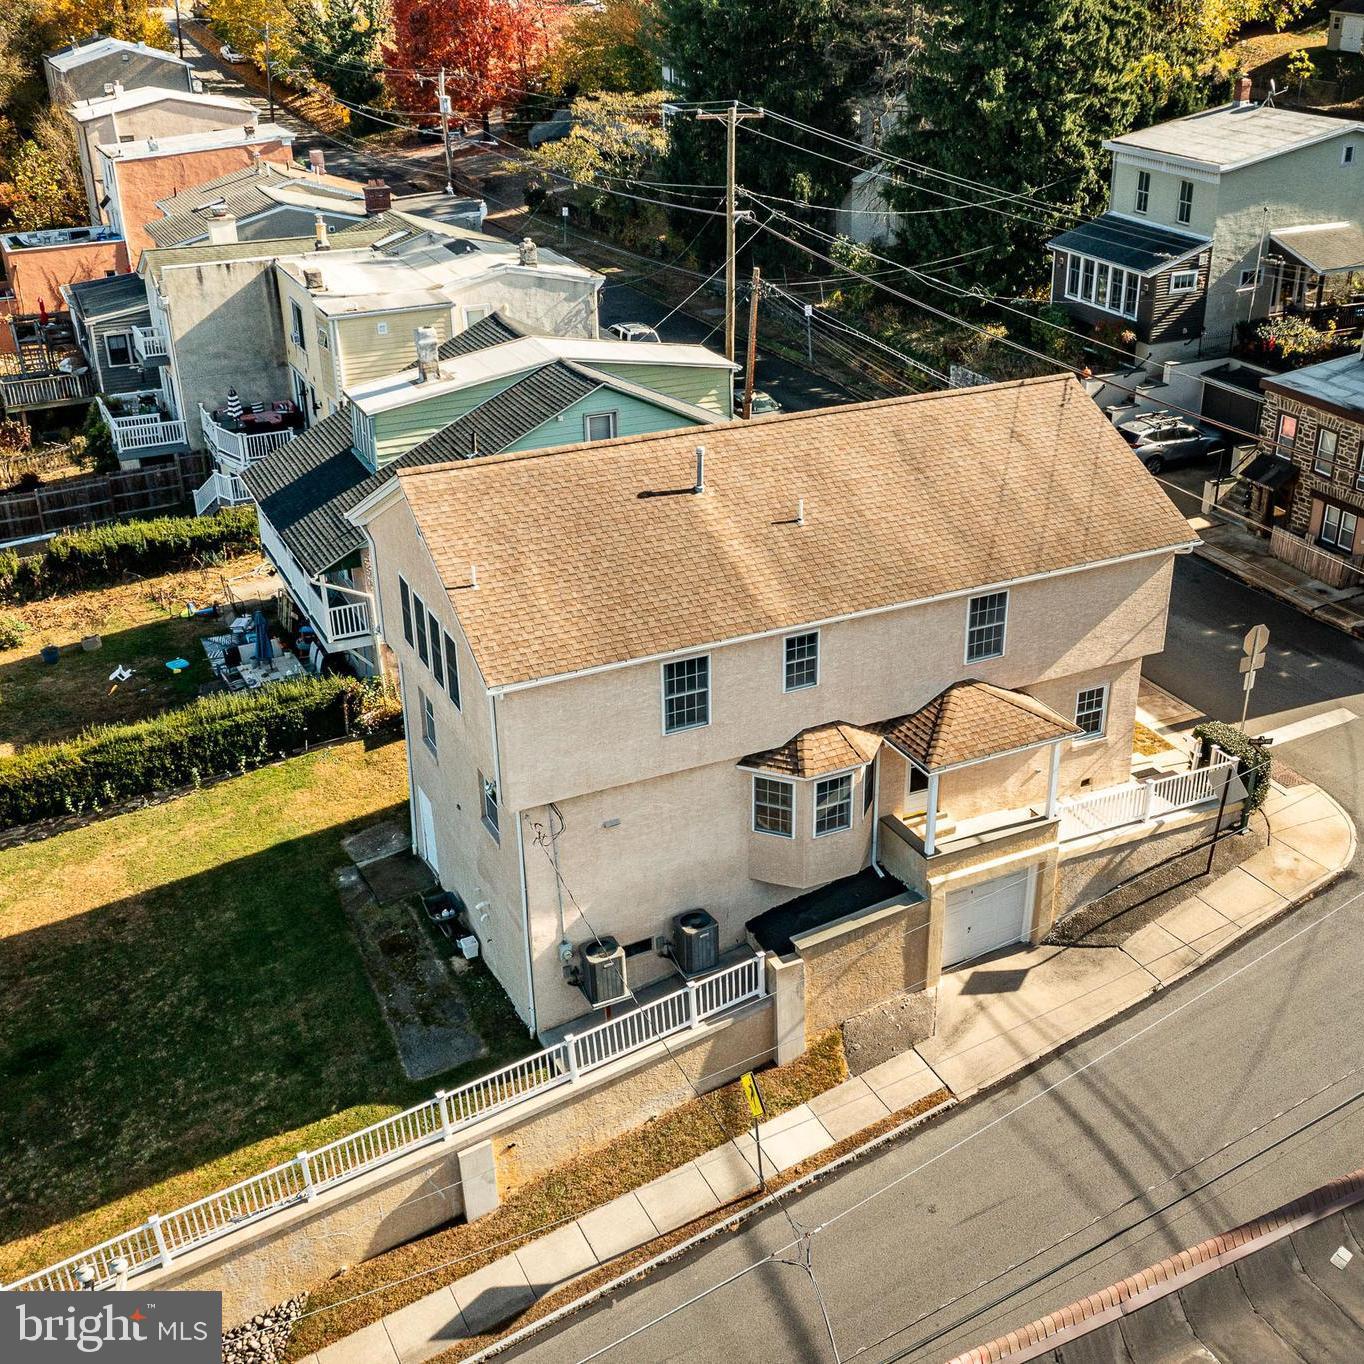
(740, 1071), (766, 1120)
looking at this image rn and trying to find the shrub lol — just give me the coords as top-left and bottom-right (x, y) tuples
(81, 404), (118, 474)
(0, 507), (259, 599)
(0, 613), (26, 650)
(0, 676), (368, 828)
(1192, 720), (1272, 817)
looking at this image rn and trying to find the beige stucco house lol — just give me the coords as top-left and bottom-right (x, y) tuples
(350, 376), (1202, 1036)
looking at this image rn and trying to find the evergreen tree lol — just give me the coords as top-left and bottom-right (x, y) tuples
(880, 0), (1165, 293)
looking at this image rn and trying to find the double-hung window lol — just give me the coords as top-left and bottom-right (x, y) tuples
(1134, 170), (1150, 214)
(965, 591), (1008, 663)
(1177, 180), (1194, 225)
(443, 632), (461, 708)
(1075, 685), (1108, 738)
(663, 655), (709, 733)
(1066, 254), (1081, 296)
(753, 776), (794, 837)
(1276, 413), (1299, 449)
(783, 631), (819, 691)
(411, 590), (430, 666)
(1321, 503), (1358, 553)
(480, 771), (500, 840)
(399, 576), (414, 646)
(290, 300), (305, 347)
(428, 610), (445, 688)
(104, 332), (133, 367)
(813, 774), (852, 836)
(418, 688), (437, 756)
(583, 412), (617, 441)
(1315, 428), (1339, 477)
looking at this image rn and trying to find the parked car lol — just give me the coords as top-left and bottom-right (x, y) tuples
(608, 322), (660, 343)
(219, 45), (246, 63)
(748, 390), (782, 415)
(1116, 411), (1228, 473)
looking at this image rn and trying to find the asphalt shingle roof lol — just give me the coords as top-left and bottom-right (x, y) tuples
(67, 272), (148, 322)
(740, 722), (883, 778)
(438, 312), (523, 359)
(244, 360), (600, 578)
(1047, 213), (1208, 274)
(393, 375), (1198, 689)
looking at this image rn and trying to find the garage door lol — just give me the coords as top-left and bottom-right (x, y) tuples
(1343, 15), (1364, 51)
(942, 868), (1032, 968)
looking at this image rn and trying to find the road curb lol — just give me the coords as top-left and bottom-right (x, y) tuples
(1194, 543), (1364, 639)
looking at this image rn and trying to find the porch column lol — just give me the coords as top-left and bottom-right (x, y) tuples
(1045, 743), (1062, 819)
(923, 772), (940, 856)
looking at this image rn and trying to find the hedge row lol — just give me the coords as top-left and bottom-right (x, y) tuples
(0, 507), (259, 599)
(0, 676), (367, 828)
(1193, 720), (1273, 816)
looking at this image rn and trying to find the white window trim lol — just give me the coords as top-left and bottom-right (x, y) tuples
(751, 774), (795, 839)
(812, 772), (853, 838)
(1168, 269), (1198, 294)
(290, 301), (305, 347)
(964, 589), (1009, 664)
(583, 410), (618, 442)
(480, 771), (500, 842)
(464, 306), (491, 328)
(1177, 180), (1194, 225)
(1315, 428), (1339, 477)
(418, 688), (437, 758)
(1061, 251), (1140, 320)
(1075, 684), (1109, 741)
(1134, 170), (1150, 215)
(1320, 502), (1358, 552)
(782, 629), (820, 692)
(376, 320), (389, 336)
(661, 653), (711, 734)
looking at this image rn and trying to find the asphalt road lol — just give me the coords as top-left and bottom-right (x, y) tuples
(503, 558), (1364, 1364)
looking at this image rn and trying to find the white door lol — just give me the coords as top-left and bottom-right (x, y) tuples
(1343, 15), (1364, 51)
(415, 786), (439, 877)
(942, 868), (1032, 968)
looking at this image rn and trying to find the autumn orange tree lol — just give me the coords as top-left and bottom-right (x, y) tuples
(384, 0), (550, 123)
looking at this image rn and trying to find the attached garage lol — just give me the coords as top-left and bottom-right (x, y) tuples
(942, 867), (1033, 969)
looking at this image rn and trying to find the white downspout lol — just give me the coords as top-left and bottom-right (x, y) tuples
(491, 691), (537, 1036)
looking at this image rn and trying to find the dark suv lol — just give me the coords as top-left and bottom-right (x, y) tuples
(1116, 411), (1228, 474)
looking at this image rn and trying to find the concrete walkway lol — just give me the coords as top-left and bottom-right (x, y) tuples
(306, 723), (1354, 1363)
(304, 1053), (947, 1364)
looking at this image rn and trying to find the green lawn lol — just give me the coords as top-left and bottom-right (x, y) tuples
(0, 554), (264, 750)
(0, 738), (532, 1283)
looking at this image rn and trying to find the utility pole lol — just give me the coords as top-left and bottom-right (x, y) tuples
(743, 266), (760, 419)
(173, 0), (184, 60)
(264, 22), (275, 123)
(437, 68), (455, 196)
(696, 103), (764, 362)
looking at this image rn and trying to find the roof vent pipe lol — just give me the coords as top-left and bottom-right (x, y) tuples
(414, 326), (440, 383)
(797, 497), (804, 525)
(693, 445), (705, 494)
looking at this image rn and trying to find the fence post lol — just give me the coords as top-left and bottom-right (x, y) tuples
(563, 1034), (580, 1082)
(436, 1089), (453, 1140)
(296, 1151), (316, 1202)
(687, 979), (702, 1029)
(148, 1214), (172, 1268)
(1140, 777), (1156, 823)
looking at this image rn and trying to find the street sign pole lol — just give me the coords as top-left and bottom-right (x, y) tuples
(1238, 623), (1269, 733)
(740, 1071), (766, 1191)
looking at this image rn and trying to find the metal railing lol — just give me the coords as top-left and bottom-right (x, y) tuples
(199, 404), (297, 470)
(1059, 754), (1238, 841)
(193, 471), (250, 516)
(5, 955), (766, 1294)
(131, 325), (169, 363)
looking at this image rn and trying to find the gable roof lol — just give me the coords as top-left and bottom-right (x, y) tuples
(1269, 222), (1364, 275)
(880, 681), (1080, 771)
(438, 312), (524, 358)
(1107, 103), (1364, 172)
(385, 375), (1197, 689)
(740, 722), (883, 779)
(47, 37), (191, 72)
(139, 218), (394, 278)
(244, 363), (602, 578)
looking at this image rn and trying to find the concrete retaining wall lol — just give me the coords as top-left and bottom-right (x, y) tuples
(144, 998), (774, 1326)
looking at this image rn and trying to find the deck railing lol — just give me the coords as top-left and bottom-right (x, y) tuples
(131, 325), (169, 363)
(199, 404), (297, 470)
(1059, 753), (1238, 841)
(5, 955), (766, 1294)
(193, 470), (250, 516)
(0, 369), (95, 409)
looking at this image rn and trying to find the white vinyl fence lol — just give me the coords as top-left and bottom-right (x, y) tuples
(6, 955), (766, 1294)
(1058, 753), (1239, 841)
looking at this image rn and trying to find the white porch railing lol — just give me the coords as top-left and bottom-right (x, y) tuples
(199, 404), (297, 470)
(0, 369), (95, 408)
(324, 590), (372, 644)
(1058, 754), (1238, 841)
(193, 470), (250, 516)
(4, 954), (766, 1294)
(131, 325), (168, 363)
(97, 396), (187, 455)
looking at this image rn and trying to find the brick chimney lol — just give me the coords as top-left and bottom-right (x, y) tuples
(308, 148), (326, 175)
(1234, 74), (1253, 106)
(364, 179), (392, 215)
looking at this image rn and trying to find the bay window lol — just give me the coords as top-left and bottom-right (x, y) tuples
(1061, 252), (1140, 320)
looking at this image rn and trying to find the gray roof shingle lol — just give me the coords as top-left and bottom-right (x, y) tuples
(67, 273), (148, 322)
(244, 360), (600, 577)
(1047, 213), (1208, 274)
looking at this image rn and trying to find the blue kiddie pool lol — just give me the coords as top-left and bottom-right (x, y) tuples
(166, 658), (190, 672)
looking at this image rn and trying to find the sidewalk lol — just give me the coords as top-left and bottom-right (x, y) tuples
(303, 1053), (949, 1364)
(305, 704), (1355, 1364)
(1194, 518), (1364, 637)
